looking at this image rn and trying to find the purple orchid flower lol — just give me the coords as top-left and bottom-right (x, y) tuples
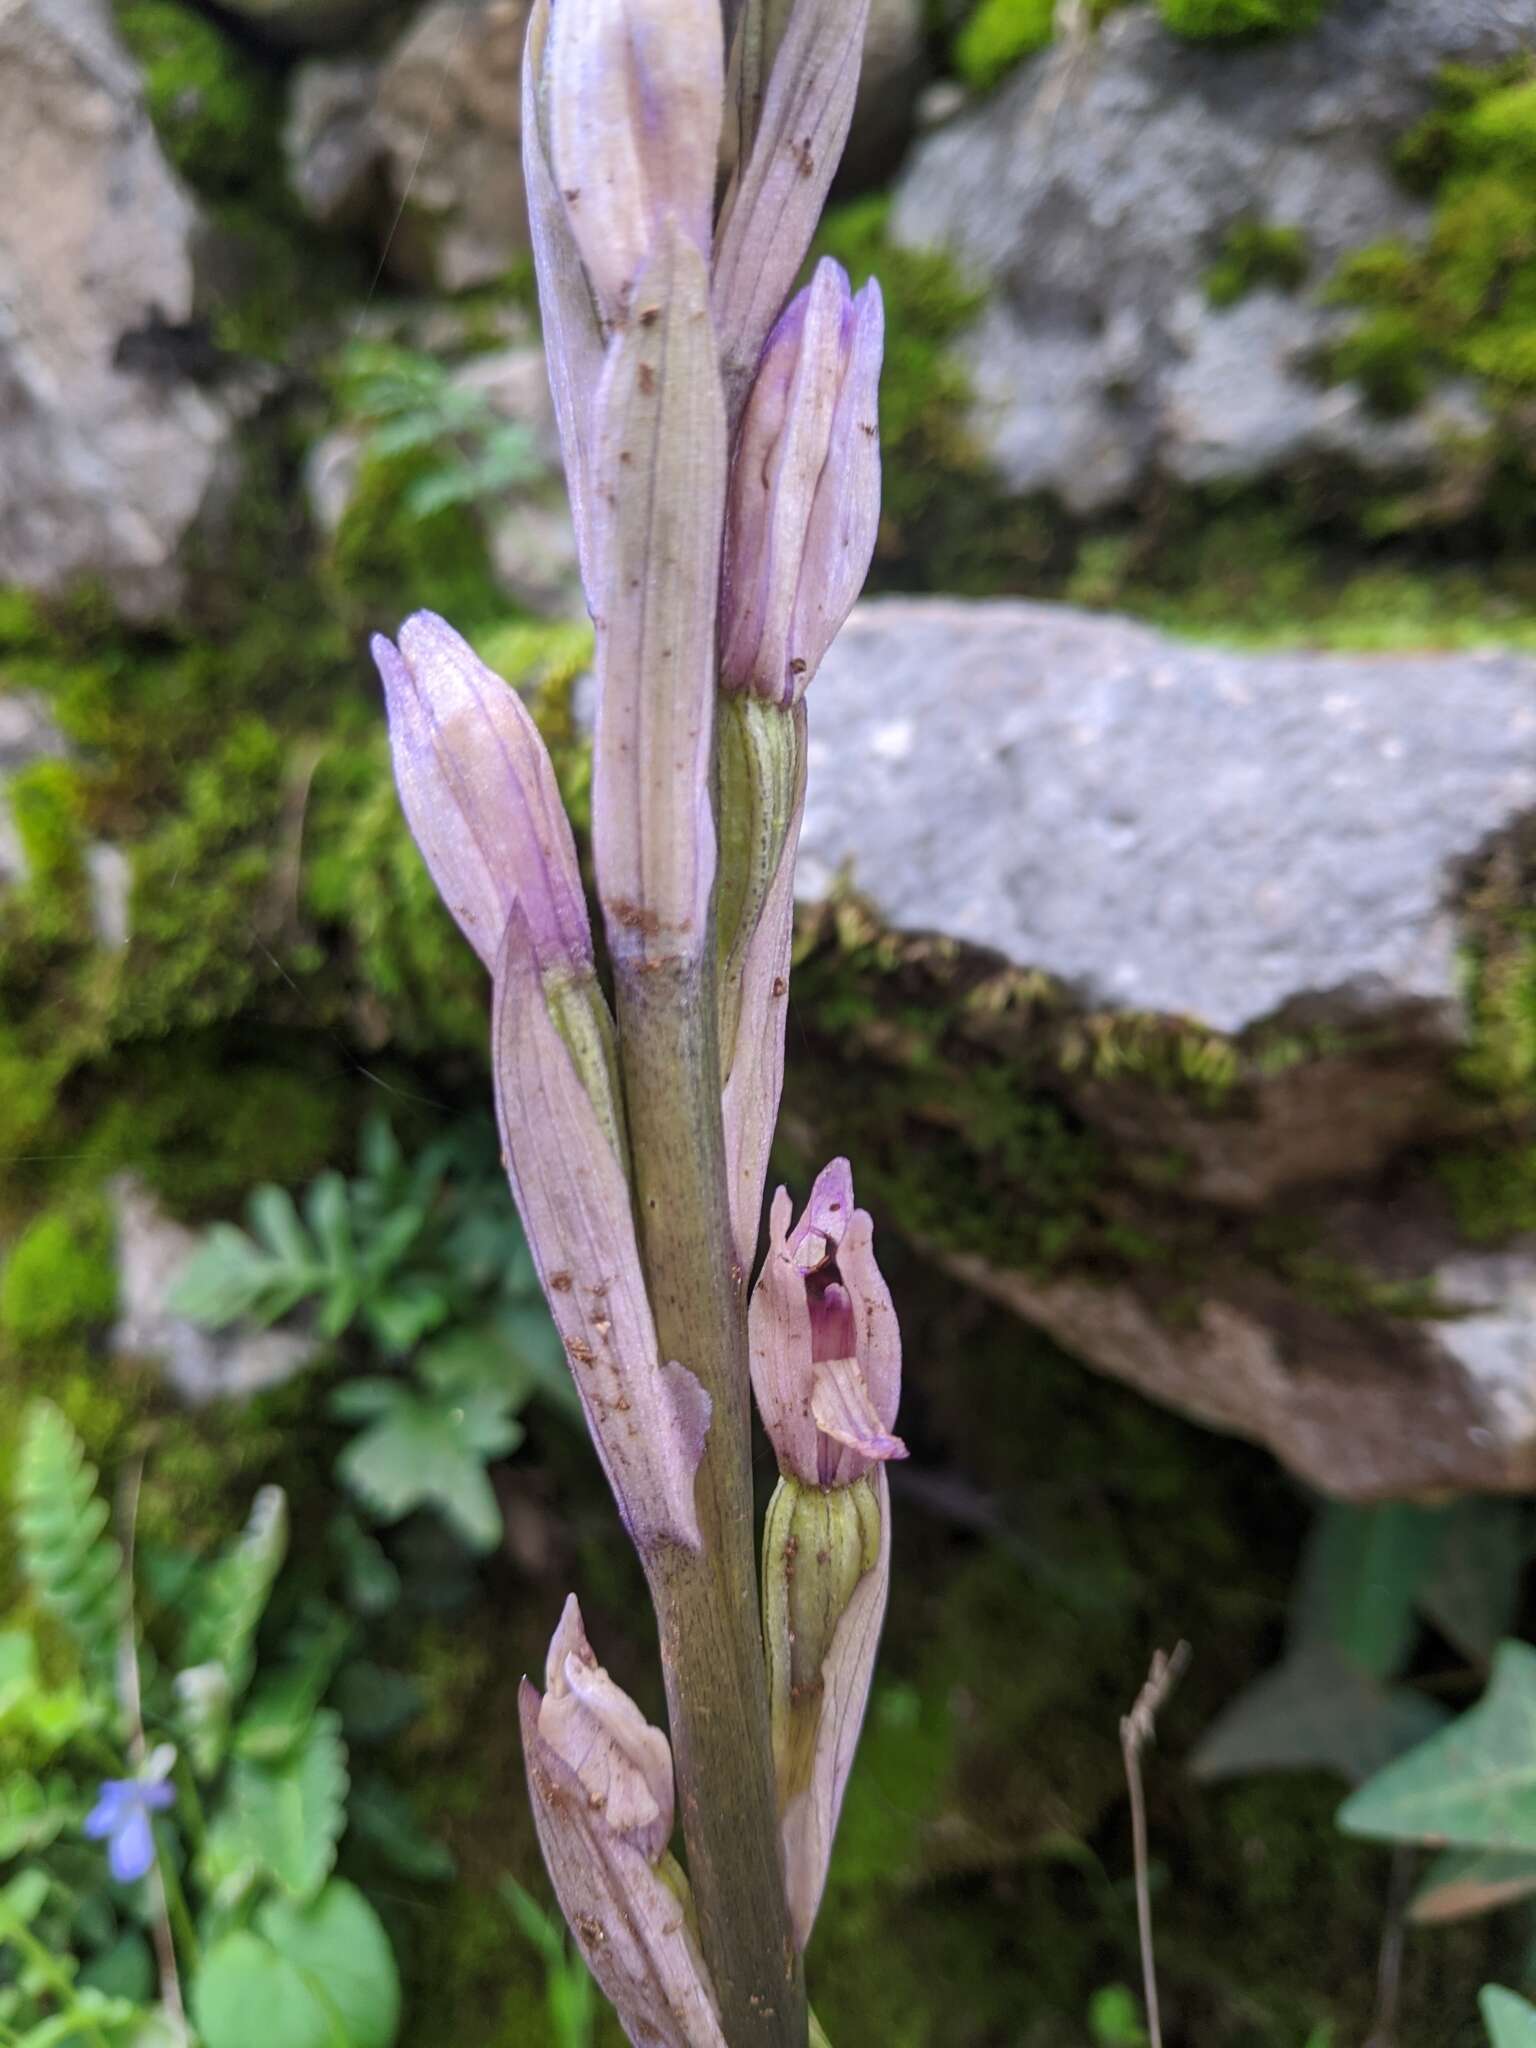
(85, 1774), (174, 1885)
(748, 1158), (906, 1489)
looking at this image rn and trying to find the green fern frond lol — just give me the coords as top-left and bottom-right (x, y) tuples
(14, 1402), (125, 1684)
(180, 1485), (288, 1694)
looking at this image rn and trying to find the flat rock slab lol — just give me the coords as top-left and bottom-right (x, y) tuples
(802, 599), (1536, 1035)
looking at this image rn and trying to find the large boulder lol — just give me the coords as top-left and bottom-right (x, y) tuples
(889, 0), (1536, 513)
(0, 0), (236, 618)
(791, 598), (1536, 1499)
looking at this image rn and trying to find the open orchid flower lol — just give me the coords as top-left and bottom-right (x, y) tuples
(522, 1599), (727, 2048)
(720, 261), (884, 709)
(748, 1158), (906, 1489)
(751, 1159), (903, 1947)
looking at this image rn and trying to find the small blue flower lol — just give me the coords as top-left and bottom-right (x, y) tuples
(84, 1775), (175, 1884)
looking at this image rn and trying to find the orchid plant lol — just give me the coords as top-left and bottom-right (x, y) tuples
(372, 2), (895, 2039)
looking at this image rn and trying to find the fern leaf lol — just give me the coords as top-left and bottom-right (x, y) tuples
(14, 1402), (125, 1683)
(179, 1486), (288, 1693)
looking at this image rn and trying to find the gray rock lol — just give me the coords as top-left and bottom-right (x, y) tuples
(890, 0), (1536, 510)
(111, 1177), (317, 1406)
(802, 599), (1536, 1035)
(0, 0), (237, 618)
(288, 0), (533, 293)
(795, 598), (1536, 1499)
(284, 58), (380, 227)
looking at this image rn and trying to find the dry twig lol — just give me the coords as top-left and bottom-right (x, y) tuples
(1120, 1642), (1192, 2048)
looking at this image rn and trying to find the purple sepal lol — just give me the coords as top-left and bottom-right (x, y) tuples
(373, 612), (591, 976)
(493, 902), (711, 1554)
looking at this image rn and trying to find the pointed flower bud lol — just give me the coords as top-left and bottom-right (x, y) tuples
(373, 611), (591, 976)
(714, 0), (873, 407)
(762, 1466), (890, 1948)
(748, 1159), (906, 1489)
(720, 264), (883, 708)
(494, 903), (712, 1555)
(546, 0), (724, 326)
(522, 1602), (727, 2048)
(591, 221), (726, 971)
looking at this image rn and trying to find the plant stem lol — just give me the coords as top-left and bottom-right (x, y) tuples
(614, 955), (806, 2048)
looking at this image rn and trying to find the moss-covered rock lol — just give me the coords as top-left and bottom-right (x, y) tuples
(1158, 0), (1323, 35)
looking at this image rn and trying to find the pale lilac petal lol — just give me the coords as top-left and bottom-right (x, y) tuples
(720, 262), (850, 704)
(375, 613), (591, 975)
(747, 1187), (820, 1485)
(522, 0), (604, 596)
(781, 1466), (890, 1948)
(832, 1206), (901, 1435)
(520, 1681), (728, 2048)
(493, 904), (709, 1551)
(84, 1784), (130, 1839)
(806, 1280), (856, 1364)
(721, 719), (805, 1275)
(548, 0), (722, 322)
(539, 1594), (676, 1861)
(788, 1156), (854, 1272)
(713, 0), (872, 410)
(590, 222), (725, 971)
(787, 279), (884, 699)
(811, 1354), (908, 1481)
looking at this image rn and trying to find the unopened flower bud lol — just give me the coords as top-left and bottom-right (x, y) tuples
(720, 262), (883, 708)
(522, 1601), (726, 2048)
(373, 611), (592, 976)
(761, 1468), (891, 1948)
(748, 1159), (906, 1489)
(545, 0), (723, 325)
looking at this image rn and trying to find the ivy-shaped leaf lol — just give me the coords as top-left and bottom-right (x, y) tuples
(1295, 1503), (1440, 1680)
(202, 1709), (347, 1905)
(332, 1358), (522, 1552)
(1411, 1848), (1536, 1925)
(14, 1403), (125, 1684)
(1192, 1643), (1447, 1787)
(1418, 1501), (1528, 1665)
(192, 1879), (400, 2048)
(1339, 1640), (1536, 1851)
(1484, 1987), (1536, 2048)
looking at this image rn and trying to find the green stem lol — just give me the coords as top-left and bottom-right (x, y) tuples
(152, 1822), (201, 1979)
(613, 955), (806, 2048)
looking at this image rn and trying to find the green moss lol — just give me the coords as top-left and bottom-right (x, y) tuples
(1204, 220), (1310, 308)
(953, 0), (1055, 91)
(327, 451), (507, 637)
(0, 1202), (116, 1346)
(1158, 0), (1323, 36)
(1331, 58), (1536, 427)
(6, 760), (88, 949)
(114, 0), (278, 198)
